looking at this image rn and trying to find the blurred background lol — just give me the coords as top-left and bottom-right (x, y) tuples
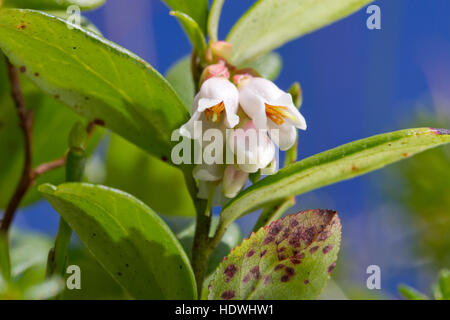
(2, 0), (449, 299)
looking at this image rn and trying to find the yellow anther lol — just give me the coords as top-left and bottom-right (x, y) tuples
(265, 104), (295, 125)
(204, 101), (225, 123)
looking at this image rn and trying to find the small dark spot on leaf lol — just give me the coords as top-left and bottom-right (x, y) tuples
(161, 156), (168, 162)
(304, 279), (310, 285)
(125, 264), (129, 268)
(285, 267), (295, 276)
(290, 219), (299, 227)
(92, 233), (96, 237)
(309, 246), (319, 253)
(34, 72), (39, 77)
(242, 274), (250, 283)
(281, 275), (290, 282)
(247, 249), (255, 257)
(290, 258), (301, 265)
(221, 290), (235, 300)
(322, 245), (333, 254)
(328, 262), (336, 273)
(54, 94), (60, 99)
(117, 272), (122, 276)
(269, 222), (282, 235)
(19, 66), (26, 73)
(16, 22), (28, 30)
(274, 264), (285, 271)
(260, 249), (267, 257)
(352, 164), (358, 172)
(224, 264), (237, 279)
(263, 235), (274, 245)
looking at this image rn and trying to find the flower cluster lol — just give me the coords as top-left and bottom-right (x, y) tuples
(178, 43), (307, 200)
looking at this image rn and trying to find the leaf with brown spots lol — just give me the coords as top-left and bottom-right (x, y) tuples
(208, 209), (341, 300)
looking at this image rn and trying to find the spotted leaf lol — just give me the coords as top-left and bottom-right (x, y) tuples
(208, 209), (341, 300)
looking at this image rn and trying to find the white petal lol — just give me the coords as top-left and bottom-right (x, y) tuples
(268, 121), (297, 151)
(229, 121), (276, 173)
(179, 110), (202, 139)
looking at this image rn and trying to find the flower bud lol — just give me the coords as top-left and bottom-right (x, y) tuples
(210, 41), (233, 61)
(222, 165), (248, 198)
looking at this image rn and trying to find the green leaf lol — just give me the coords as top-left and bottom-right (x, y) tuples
(220, 128), (450, 229)
(243, 52), (282, 81)
(2, 0), (105, 10)
(0, 9), (189, 162)
(398, 285), (429, 300)
(177, 217), (241, 275)
(208, 0), (225, 43)
(165, 56), (195, 110)
(0, 55), (103, 209)
(227, 0), (373, 65)
(162, 0), (209, 33)
(104, 133), (195, 217)
(39, 183), (197, 299)
(170, 11), (207, 60)
(209, 209), (341, 300)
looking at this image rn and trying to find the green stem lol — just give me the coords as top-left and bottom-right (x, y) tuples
(47, 148), (86, 279)
(0, 231), (11, 282)
(191, 187), (213, 299)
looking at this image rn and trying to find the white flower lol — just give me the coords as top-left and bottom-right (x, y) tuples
(222, 165), (249, 198)
(238, 77), (306, 150)
(180, 77), (239, 139)
(228, 119), (276, 173)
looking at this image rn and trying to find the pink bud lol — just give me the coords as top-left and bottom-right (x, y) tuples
(201, 60), (230, 83)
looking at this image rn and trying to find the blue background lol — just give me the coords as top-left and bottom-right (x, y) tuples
(11, 0), (450, 298)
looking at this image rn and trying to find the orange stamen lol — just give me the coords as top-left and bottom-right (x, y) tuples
(204, 101), (225, 123)
(265, 104), (289, 125)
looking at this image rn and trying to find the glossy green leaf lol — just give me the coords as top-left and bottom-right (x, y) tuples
(209, 209), (341, 300)
(244, 52), (282, 81)
(162, 0), (209, 33)
(165, 56), (195, 110)
(208, 0), (225, 42)
(0, 9), (189, 162)
(170, 11), (207, 59)
(177, 217), (241, 275)
(0, 55), (103, 209)
(2, 0), (105, 10)
(39, 183), (197, 299)
(227, 0), (373, 65)
(104, 134), (195, 217)
(220, 128), (450, 229)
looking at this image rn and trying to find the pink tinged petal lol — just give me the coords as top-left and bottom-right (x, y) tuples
(222, 165), (249, 198)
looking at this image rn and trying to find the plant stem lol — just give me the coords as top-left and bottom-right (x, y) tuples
(0, 232), (11, 281)
(47, 148), (86, 278)
(191, 189), (212, 299)
(1, 59), (33, 234)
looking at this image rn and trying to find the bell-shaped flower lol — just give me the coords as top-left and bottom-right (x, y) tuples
(238, 77), (306, 150)
(222, 165), (249, 198)
(228, 119), (275, 173)
(180, 77), (239, 139)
